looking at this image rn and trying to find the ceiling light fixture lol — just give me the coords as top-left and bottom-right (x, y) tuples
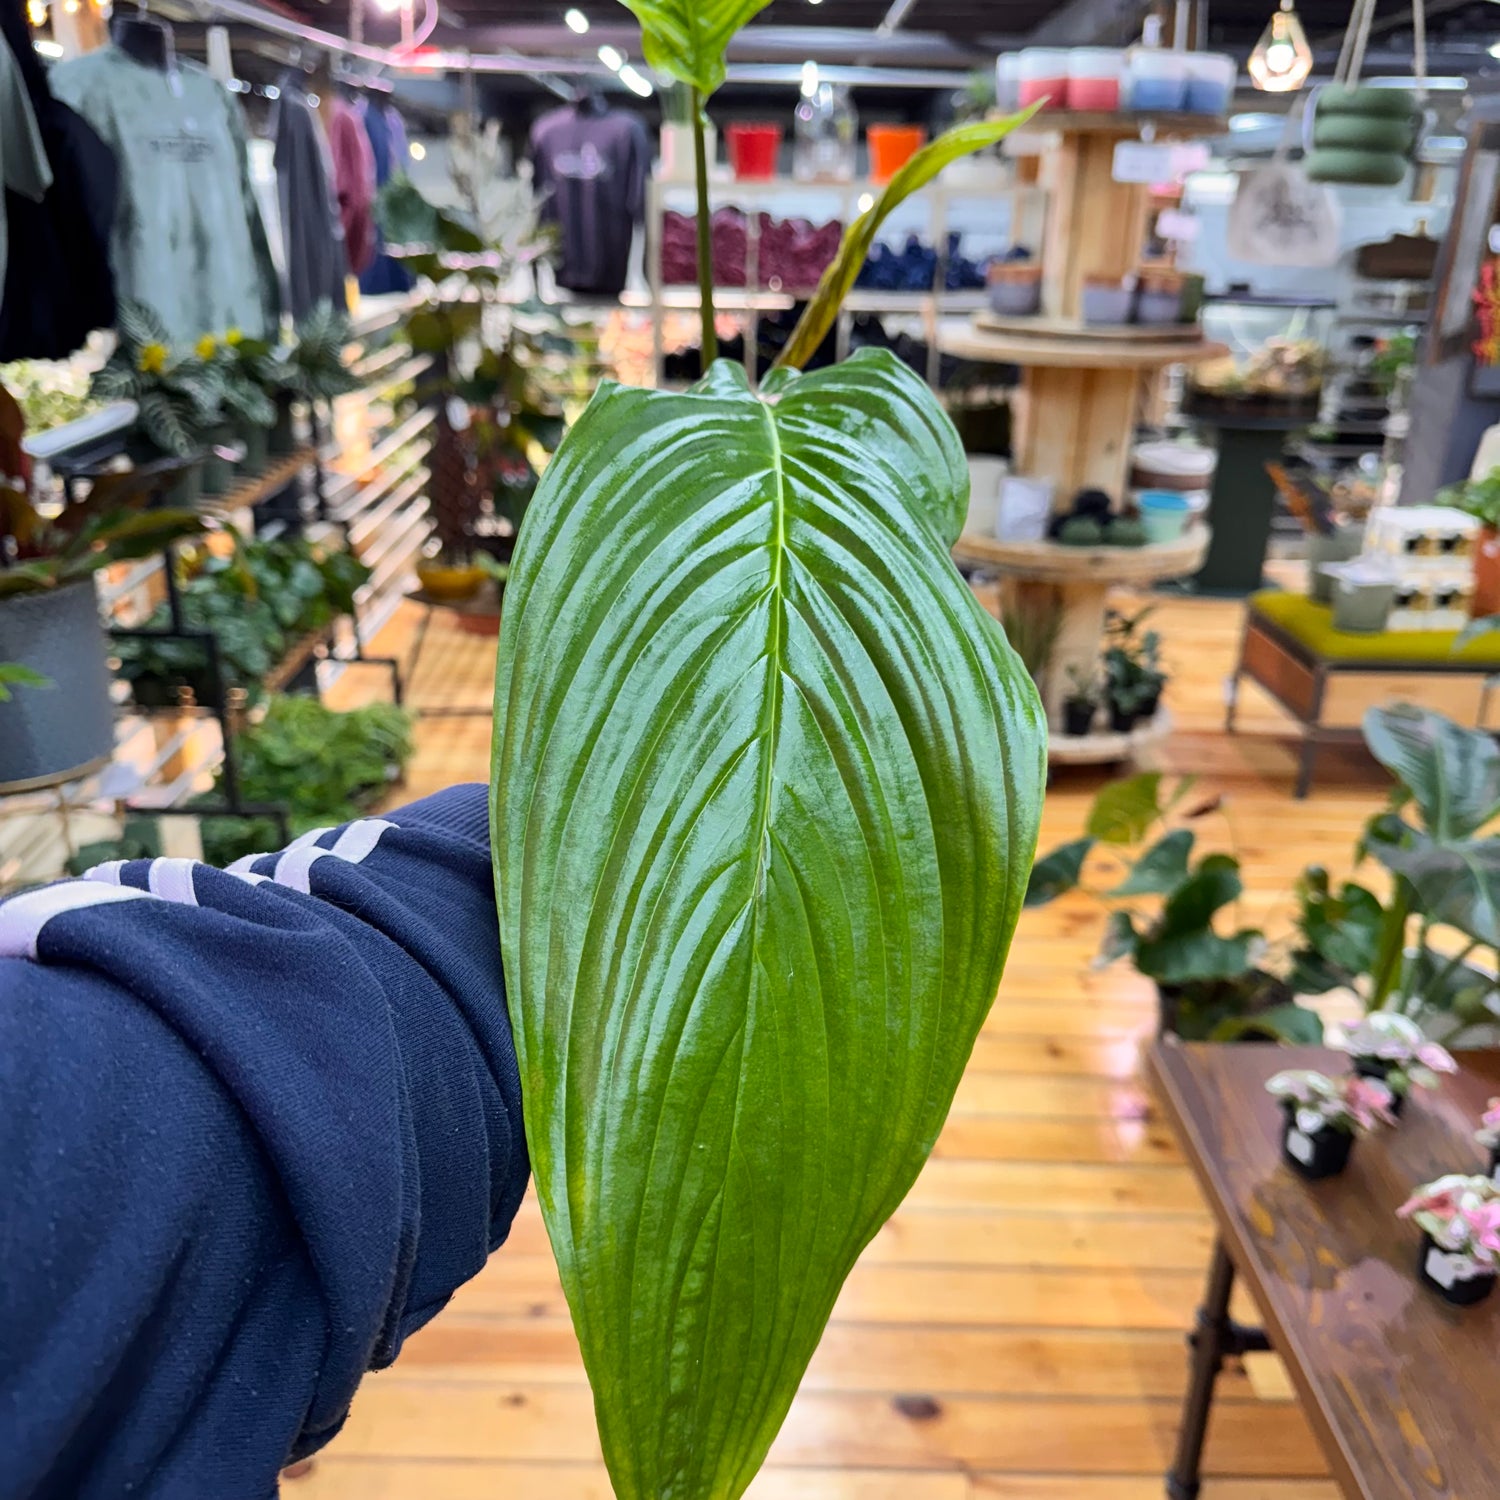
(597, 42), (623, 70)
(565, 7), (589, 32)
(800, 59), (818, 96)
(25, 0), (46, 24)
(1247, 0), (1312, 92)
(619, 62), (653, 96)
(410, 140), (427, 159)
(1491, 39), (1500, 55)
(373, 0), (404, 14)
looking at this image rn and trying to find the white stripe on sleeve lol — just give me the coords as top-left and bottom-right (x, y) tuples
(146, 858), (200, 907)
(0, 882), (155, 960)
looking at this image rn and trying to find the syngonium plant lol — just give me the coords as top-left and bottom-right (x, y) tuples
(490, 7), (1047, 1499)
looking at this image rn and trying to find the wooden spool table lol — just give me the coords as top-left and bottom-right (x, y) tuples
(953, 530), (1209, 762)
(942, 109), (1227, 762)
(1150, 1040), (1500, 1500)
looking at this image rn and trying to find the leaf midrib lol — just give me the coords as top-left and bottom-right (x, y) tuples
(753, 394), (788, 899)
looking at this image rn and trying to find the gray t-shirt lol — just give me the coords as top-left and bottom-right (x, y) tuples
(50, 48), (277, 343)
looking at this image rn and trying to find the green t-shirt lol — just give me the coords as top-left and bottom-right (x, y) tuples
(50, 48), (278, 345)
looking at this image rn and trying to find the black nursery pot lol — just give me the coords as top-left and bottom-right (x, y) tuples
(1108, 702), (1138, 733)
(1063, 699), (1096, 736)
(1352, 1056), (1405, 1116)
(1417, 1231), (1497, 1305)
(1490, 1145), (1500, 1187)
(1280, 1106), (1353, 1180)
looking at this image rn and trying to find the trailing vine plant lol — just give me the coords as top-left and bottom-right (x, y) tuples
(491, 7), (1048, 1498)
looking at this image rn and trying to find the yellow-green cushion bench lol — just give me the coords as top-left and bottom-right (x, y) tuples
(1230, 591), (1500, 797)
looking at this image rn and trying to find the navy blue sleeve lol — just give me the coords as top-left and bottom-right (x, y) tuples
(0, 784), (529, 1500)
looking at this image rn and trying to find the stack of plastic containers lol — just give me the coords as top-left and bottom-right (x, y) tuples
(996, 46), (1235, 115)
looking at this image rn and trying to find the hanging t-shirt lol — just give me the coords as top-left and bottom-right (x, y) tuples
(272, 77), (347, 321)
(530, 102), (649, 296)
(0, 36), (50, 295)
(356, 96), (411, 299)
(50, 48), (277, 344)
(325, 95), (375, 279)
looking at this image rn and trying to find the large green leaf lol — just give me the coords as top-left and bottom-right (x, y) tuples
(1370, 830), (1500, 947)
(492, 348), (1045, 1500)
(1363, 704), (1500, 841)
(614, 0), (774, 94)
(774, 109), (1042, 372)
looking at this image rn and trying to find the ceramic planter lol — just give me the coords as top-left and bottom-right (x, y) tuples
(1063, 699), (1096, 736)
(1417, 1231), (1496, 1305)
(1280, 1106), (1353, 1180)
(1352, 1056), (1405, 1117)
(987, 265), (1042, 317)
(1331, 578), (1394, 634)
(1307, 526), (1365, 603)
(1081, 279), (1132, 326)
(1473, 525), (1500, 618)
(0, 579), (115, 790)
(416, 560), (487, 603)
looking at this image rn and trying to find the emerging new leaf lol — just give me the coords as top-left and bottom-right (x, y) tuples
(493, 348), (1045, 1500)
(614, 0), (774, 94)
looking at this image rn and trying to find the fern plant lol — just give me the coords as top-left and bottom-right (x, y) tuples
(276, 302), (361, 404)
(90, 300), (223, 457)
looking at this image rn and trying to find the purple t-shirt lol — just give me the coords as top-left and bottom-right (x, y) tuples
(530, 102), (650, 295)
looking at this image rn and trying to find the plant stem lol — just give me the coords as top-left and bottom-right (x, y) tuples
(691, 86), (717, 368)
(1427, 936), (1481, 1013)
(1368, 878), (1414, 1010)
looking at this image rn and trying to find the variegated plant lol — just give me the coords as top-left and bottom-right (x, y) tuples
(491, 7), (1047, 1498)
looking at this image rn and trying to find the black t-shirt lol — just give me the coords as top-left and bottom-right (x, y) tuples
(531, 101), (650, 296)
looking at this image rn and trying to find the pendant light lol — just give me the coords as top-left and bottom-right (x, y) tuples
(1248, 0), (1314, 92)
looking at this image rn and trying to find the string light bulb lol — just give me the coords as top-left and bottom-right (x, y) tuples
(1248, 0), (1313, 92)
(26, 0), (47, 25)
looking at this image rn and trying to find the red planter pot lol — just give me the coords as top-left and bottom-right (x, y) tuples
(1474, 524), (1500, 618)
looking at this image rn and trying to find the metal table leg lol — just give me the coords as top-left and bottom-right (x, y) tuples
(1166, 1238), (1270, 1500)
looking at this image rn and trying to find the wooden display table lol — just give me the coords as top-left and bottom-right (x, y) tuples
(1149, 1039), (1500, 1500)
(1229, 591), (1500, 796)
(956, 530), (1209, 760)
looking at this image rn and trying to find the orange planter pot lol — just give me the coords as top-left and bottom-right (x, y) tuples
(1475, 525), (1500, 618)
(867, 124), (927, 183)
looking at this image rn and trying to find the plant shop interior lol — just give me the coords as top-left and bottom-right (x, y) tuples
(13, 0), (1500, 1494)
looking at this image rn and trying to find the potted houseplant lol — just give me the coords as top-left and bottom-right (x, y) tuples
(1477, 1100), (1500, 1185)
(1333, 1012), (1455, 1117)
(1024, 771), (1324, 1043)
(1, 471), (205, 785)
(206, 329), (283, 477)
(1103, 606), (1165, 730)
(1062, 663), (1098, 736)
(1437, 467), (1500, 617)
(379, 171), (561, 599)
(268, 302), (362, 459)
(481, 2), (1050, 1491)
(89, 301), (223, 507)
(1399, 1174), (1500, 1305)
(1265, 1068), (1394, 1180)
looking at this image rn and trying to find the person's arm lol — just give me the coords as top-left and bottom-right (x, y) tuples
(0, 784), (528, 1500)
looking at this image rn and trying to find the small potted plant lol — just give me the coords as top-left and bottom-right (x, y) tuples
(1476, 1100), (1500, 1185)
(267, 302), (361, 459)
(1333, 1012), (1455, 1117)
(1265, 1068), (1394, 1180)
(1398, 1174), (1500, 1305)
(89, 300), (223, 505)
(1062, 664), (1098, 736)
(205, 329), (283, 477)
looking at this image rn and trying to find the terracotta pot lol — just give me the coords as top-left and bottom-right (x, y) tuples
(1473, 525), (1500, 618)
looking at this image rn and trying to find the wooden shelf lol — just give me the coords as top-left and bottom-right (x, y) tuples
(199, 447), (315, 516)
(1028, 110), (1228, 137)
(941, 320), (1226, 369)
(953, 529), (1210, 583)
(1047, 708), (1174, 765)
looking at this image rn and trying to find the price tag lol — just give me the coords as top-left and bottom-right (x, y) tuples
(1285, 1128), (1314, 1165)
(1112, 140), (1176, 183)
(1156, 209), (1200, 242)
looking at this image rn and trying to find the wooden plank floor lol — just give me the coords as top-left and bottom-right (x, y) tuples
(309, 584), (1392, 1500)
